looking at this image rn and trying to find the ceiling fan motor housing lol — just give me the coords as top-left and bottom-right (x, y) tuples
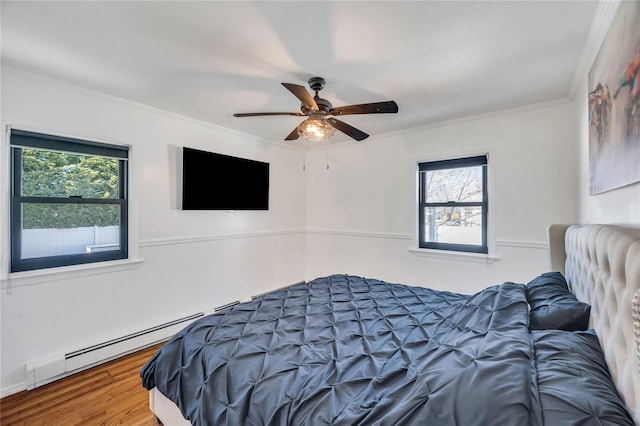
(312, 97), (332, 113)
(301, 77), (332, 114)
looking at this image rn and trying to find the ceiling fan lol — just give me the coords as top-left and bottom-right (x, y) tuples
(233, 77), (398, 142)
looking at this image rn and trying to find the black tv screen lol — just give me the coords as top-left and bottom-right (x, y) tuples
(182, 147), (269, 210)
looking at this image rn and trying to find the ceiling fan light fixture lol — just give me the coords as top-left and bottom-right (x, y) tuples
(297, 117), (335, 141)
(233, 77), (397, 142)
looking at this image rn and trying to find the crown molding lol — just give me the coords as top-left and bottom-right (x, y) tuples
(1, 66), (304, 152)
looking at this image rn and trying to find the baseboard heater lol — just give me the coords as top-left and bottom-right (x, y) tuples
(25, 312), (203, 390)
(24, 282), (304, 391)
(213, 301), (240, 312)
(251, 281), (304, 299)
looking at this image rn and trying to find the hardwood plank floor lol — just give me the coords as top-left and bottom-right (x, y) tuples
(0, 343), (165, 426)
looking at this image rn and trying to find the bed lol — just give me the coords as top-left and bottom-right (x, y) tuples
(141, 224), (640, 425)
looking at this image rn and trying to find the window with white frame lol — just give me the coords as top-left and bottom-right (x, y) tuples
(417, 155), (488, 254)
(10, 129), (129, 272)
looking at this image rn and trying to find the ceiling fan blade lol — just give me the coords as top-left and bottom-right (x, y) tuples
(326, 118), (369, 141)
(282, 83), (318, 111)
(233, 112), (306, 117)
(330, 101), (398, 116)
(284, 127), (300, 141)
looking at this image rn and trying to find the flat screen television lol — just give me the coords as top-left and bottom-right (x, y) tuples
(181, 147), (269, 210)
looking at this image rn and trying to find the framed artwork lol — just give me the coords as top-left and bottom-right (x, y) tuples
(588, 1), (640, 195)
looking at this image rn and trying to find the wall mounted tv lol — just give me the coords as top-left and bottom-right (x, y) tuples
(181, 147), (269, 210)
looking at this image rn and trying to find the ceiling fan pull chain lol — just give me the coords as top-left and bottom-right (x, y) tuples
(303, 139), (307, 171)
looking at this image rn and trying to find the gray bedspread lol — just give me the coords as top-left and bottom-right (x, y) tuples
(141, 274), (633, 426)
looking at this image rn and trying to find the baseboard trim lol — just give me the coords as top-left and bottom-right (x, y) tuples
(1, 382), (27, 398)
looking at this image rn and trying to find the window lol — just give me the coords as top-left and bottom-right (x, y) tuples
(10, 129), (128, 272)
(418, 155), (487, 253)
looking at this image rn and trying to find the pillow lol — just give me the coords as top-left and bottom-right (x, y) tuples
(526, 272), (590, 331)
(532, 329), (634, 425)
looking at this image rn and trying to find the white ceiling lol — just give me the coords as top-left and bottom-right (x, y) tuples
(1, 1), (599, 144)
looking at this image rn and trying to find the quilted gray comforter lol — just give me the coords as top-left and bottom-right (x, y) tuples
(141, 274), (633, 426)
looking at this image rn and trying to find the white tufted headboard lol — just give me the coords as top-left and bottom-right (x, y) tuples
(548, 224), (640, 425)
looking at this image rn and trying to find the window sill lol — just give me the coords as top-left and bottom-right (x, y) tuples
(408, 248), (499, 264)
(1, 257), (144, 290)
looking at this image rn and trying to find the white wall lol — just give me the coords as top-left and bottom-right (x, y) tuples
(305, 101), (579, 293)
(0, 68), (306, 395)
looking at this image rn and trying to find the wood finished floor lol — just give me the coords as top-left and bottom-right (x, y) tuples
(0, 343), (164, 426)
